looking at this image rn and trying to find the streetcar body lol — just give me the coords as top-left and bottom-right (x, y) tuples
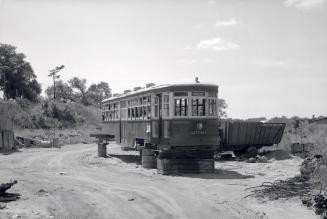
(101, 82), (219, 150)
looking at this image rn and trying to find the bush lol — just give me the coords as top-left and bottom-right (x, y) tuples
(12, 99), (101, 130)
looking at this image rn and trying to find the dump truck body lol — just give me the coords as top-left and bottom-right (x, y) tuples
(219, 121), (286, 152)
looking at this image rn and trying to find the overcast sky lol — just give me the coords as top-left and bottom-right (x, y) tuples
(0, 0), (326, 119)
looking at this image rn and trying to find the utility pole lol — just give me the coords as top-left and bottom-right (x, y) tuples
(48, 65), (65, 100)
(48, 65), (64, 148)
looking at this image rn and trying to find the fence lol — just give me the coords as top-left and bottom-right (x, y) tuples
(0, 100), (15, 150)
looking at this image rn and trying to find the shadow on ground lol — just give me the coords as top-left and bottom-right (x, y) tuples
(178, 169), (254, 179)
(108, 154), (141, 165)
(0, 193), (21, 203)
(105, 154), (254, 179)
(0, 149), (20, 155)
(262, 149), (291, 160)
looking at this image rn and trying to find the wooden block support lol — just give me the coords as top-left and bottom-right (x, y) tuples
(157, 158), (214, 174)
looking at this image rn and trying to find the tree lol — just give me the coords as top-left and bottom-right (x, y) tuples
(45, 80), (75, 102)
(68, 77), (88, 105)
(0, 43), (41, 102)
(86, 82), (112, 106)
(246, 117), (267, 122)
(217, 98), (228, 119)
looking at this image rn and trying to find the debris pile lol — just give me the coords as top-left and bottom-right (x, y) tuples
(301, 157), (318, 178)
(244, 175), (312, 200)
(247, 155), (268, 163)
(245, 154), (325, 200)
(245, 154), (327, 217)
(0, 180), (20, 202)
(16, 136), (53, 148)
(302, 194), (327, 218)
(313, 195), (327, 218)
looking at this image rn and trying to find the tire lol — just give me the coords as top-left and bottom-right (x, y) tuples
(246, 146), (258, 158)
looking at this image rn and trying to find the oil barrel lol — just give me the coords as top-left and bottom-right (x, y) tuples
(98, 143), (107, 157)
(142, 148), (156, 169)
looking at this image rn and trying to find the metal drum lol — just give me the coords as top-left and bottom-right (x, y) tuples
(98, 143), (107, 157)
(142, 148), (156, 169)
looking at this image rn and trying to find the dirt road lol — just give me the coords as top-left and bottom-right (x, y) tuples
(0, 144), (318, 219)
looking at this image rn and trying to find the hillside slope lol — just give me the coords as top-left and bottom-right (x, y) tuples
(10, 99), (102, 144)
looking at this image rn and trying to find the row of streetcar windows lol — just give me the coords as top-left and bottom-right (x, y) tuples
(102, 92), (217, 121)
(173, 91), (217, 117)
(174, 98), (217, 117)
(102, 95), (152, 121)
(127, 106), (151, 120)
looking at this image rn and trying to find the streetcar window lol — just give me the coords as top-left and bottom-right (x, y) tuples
(154, 96), (159, 118)
(208, 99), (217, 116)
(142, 106), (146, 119)
(147, 106), (151, 119)
(208, 91), (217, 97)
(135, 107), (139, 118)
(174, 98), (188, 116)
(120, 101), (126, 108)
(174, 92), (188, 97)
(192, 99), (206, 116)
(131, 108), (135, 119)
(138, 107), (143, 119)
(164, 95), (169, 117)
(192, 91), (205, 96)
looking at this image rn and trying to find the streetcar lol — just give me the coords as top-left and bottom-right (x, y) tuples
(101, 81), (219, 152)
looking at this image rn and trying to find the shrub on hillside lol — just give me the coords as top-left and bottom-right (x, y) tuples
(12, 99), (101, 129)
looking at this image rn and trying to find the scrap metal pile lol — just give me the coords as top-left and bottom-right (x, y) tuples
(0, 180), (20, 202)
(302, 194), (327, 218)
(245, 155), (325, 200)
(244, 175), (312, 200)
(245, 154), (327, 218)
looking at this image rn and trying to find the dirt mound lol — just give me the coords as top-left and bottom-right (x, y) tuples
(262, 149), (292, 160)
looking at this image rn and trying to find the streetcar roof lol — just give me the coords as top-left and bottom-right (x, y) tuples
(102, 81), (218, 103)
